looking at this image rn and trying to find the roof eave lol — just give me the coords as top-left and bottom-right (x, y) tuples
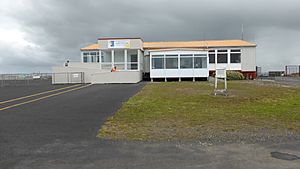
(144, 45), (256, 50)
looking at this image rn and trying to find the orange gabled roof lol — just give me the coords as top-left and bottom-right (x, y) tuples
(80, 40), (256, 51)
(143, 40), (256, 49)
(80, 43), (99, 51)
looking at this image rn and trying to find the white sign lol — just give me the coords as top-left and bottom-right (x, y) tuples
(216, 69), (227, 78)
(73, 73), (79, 78)
(108, 40), (130, 49)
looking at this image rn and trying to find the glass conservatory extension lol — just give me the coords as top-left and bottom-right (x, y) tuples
(150, 50), (209, 79)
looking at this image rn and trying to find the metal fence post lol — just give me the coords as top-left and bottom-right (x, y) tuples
(53, 73), (55, 84)
(1, 74), (3, 87)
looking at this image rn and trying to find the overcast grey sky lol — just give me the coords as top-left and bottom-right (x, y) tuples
(0, 0), (299, 73)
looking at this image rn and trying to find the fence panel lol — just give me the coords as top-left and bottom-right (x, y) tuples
(52, 72), (84, 84)
(285, 65), (300, 77)
(0, 73), (52, 87)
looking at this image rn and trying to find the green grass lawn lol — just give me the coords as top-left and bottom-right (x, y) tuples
(98, 81), (300, 141)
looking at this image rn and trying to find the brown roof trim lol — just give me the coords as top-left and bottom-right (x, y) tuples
(148, 48), (209, 52)
(97, 37), (143, 41)
(143, 45), (256, 50)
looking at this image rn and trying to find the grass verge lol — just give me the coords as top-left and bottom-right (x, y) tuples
(98, 81), (300, 141)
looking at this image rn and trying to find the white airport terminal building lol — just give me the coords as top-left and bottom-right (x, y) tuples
(52, 37), (257, 84)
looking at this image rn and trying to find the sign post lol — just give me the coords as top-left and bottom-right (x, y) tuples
(214, 68), (228, 96)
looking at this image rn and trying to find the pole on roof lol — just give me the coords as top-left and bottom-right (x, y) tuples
(241, 24), (244, 40)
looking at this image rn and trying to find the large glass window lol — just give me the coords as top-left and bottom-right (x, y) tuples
(97, 55), (100, 63)
(209, 53), (215, 63)
(128, 54), (137, 62)
(113, 49), (125, 69)
(166, 58), (178, 69)
(230, 53), (241, 63)
(101, 51), (112, 70)
(127, 50), (138, 70)
(90, 52), (97, 62)
(83, 52), (89, 63)
(83, 56), (88, 63)
(114, 50), (125, 62)
(180, 57), (193, 69)
(152, 57), (164, 69)
(194, 57), (207, 68)
(101, 51), (112, 63)
(217, 53), (228, 63)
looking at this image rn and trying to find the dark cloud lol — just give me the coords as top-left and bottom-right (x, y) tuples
(0, 0), (300, 73)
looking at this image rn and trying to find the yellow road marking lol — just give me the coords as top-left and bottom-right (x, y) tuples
(0, 84), (81, 105)
(0, 84), (92, 112)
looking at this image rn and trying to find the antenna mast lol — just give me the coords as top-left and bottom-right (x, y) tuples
(241, 24), (244, 40)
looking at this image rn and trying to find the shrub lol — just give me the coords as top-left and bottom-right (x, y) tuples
(226, 71), (244, 80)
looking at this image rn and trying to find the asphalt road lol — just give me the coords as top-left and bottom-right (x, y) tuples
(0, 79), (73, 102)
(0, 82), (299, 169)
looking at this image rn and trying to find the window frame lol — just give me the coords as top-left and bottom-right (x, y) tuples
(217, 50), (228, 64)
(83, 56), (88, 63)
(165, 55), (178, 69)
(209, 53), (215, 64)
(151, 55), (164, 69)
(180, 54), (193, 69)
(194, 56), (207, 69)
(230, 49), (241, 63)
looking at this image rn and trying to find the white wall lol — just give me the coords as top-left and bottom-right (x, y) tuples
(91, 71), (142, 84)
(144, 55), (150, 73)
(138, 49), (144, 71)
(241, 47), (256, 71)
(52, 66), (142, 84)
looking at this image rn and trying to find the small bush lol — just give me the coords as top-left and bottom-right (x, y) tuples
(226, 71), (244, 80)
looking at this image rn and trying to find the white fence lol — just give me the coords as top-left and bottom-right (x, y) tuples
(52, 72), (84, 84)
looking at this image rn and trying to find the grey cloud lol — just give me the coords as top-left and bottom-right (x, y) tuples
(0, 0), (300, 73)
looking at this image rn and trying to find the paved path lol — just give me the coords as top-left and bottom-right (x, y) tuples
(0, 83), (299, 169)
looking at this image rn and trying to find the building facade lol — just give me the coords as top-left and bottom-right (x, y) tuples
(52, 38), (256, 84)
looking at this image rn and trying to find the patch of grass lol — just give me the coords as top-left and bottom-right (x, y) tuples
(98, 81), (300, 141)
